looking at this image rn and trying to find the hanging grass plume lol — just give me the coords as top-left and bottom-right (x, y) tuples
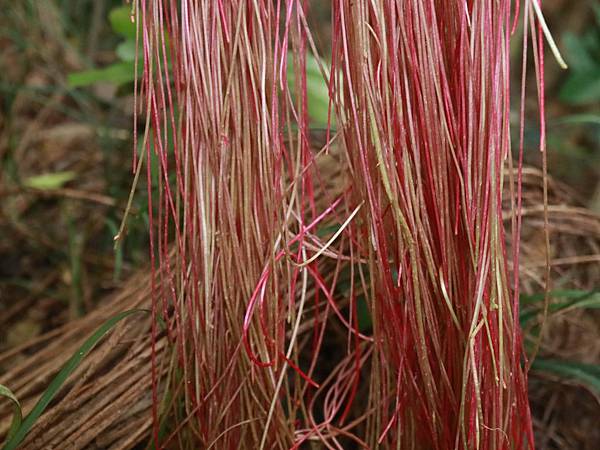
(136, 0), (340, 447)
(329, 0), (547, 448)
(136, 0), (555, 448)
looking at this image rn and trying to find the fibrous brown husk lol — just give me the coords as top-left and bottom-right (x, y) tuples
(0, 167), (598, 449)
(0, 271), (158, 449)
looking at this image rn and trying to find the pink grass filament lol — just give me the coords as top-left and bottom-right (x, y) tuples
(330, 0), (537, 448)
(136, 0), (549, 448)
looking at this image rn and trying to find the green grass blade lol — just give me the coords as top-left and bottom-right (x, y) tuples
(0, 384), (22, 442)
(1, 309), (146, 450)
(551, 113), (600, 126)
(520, 290), (600, 326)
(531, 358), (600, 396)
(520, 289), (599, 305)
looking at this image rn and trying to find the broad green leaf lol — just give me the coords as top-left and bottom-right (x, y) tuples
(1, 309), (147, 450)
(562, 32), (596, 72)
(0, 384), (22, 442)
(531, 359), (600, 397)
(560, 70), (600, 105)
(288, 54), (333, 127)
(305, 55), (332, 127)
(116, 40), (137, 62)
(23, 171), (76, 190)
(581, 31), (600, 59)
(109, 6), (136, 40)
(68, 61), (137, 88)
